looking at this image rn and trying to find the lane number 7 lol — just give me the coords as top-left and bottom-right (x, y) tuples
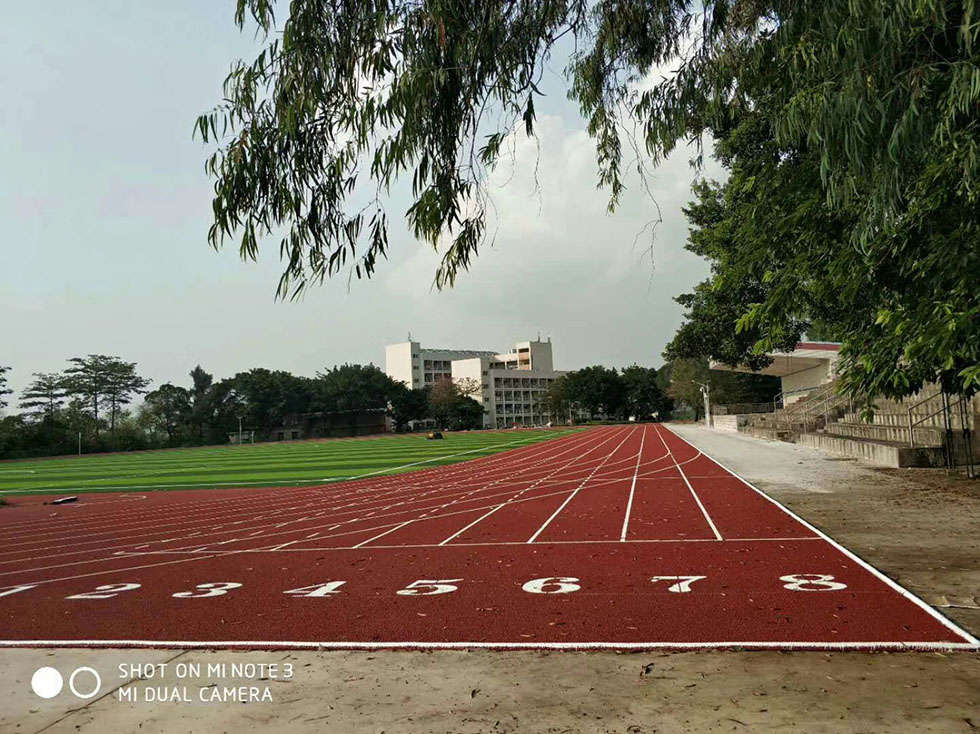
(650, 576), (706, 593)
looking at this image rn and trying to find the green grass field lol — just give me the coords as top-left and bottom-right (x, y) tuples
(0, 429), (580, 496)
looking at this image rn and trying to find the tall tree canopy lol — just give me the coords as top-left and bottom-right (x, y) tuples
(19, 373), (67, 421)
(0, 366), (11, 411)
(62, 355), (152, 435)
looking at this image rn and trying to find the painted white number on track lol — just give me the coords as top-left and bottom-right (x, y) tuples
(650, 576), (706, 593)
(522, 577), (581, 594)
(396, 579), (462, 596)
(0, 585), (37, 598)
(173, 582), (243, 598)
(284, 581), (346, 597)
(780, 574), (847, 591)
(66, 583), (141, 600)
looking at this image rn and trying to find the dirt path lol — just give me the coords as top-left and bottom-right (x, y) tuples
(2, 424), (977, 733)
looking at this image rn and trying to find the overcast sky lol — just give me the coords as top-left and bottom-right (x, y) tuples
(1, 2), (722, 403)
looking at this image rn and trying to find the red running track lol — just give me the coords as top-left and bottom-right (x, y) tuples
(0, 425), (975, 650)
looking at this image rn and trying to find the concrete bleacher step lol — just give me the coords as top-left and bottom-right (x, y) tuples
(824, 421), (945, 445)
(798, 432), (947, 468)
(742, 426), (794, 442)
(839, 410), (974, 429)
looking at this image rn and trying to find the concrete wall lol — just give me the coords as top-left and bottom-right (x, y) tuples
(782, 362), (834, 403)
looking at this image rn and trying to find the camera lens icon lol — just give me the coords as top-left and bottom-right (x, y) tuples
(31, 666), (101, 699)
(30, 667), (63, 699)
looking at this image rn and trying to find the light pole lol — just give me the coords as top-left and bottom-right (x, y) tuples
(692, 380), (712, 428)
(238, 417), (243, 445)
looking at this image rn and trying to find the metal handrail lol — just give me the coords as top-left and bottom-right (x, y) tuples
(801, 387), (852, 433)
(908, 392), (967, 448)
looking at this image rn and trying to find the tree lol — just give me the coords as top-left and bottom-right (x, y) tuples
(188, 365), (214, 441)
(539, 375), (571, 424)
(620, 365), (669, 421)
(425, 377), (486, 429)
(665, 359), (711, 422)
(142, 384), (192, 443)
(315, 364), (397, 413)
(62, 355), (115, 435)
(0, 366), (11, 411)
(19, 373), (66, 421)
(448, 395), (484, 430)
(104, 360), (151, 431)
(454, 377), (482, 398)
(62, 355), (151, 434)
(388, 385), (430, 431)
(564, 366), (624, 420)
(427, 377), (459, 428)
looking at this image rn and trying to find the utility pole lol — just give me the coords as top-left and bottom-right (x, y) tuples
(238, 417), (243, 445)
(77, 432), (81, 456)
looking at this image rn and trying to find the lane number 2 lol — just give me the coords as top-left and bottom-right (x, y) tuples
(66, 583), (141, 600)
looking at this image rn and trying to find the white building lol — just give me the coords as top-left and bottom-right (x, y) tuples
(385, 337), (566, 428)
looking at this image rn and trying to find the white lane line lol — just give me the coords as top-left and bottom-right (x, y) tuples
(349, 434), (611, 549)
(351, 521), (414, 549)
(619, 424), (647, 542)
(527, 427), (637, 544)
(660, 423), (980, 646)
(267, 427), (615, 553)
(438, 426), (632, 547)
(653, 425), (722, 541)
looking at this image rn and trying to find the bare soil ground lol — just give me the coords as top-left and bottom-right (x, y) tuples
(2, 425), (977, 733)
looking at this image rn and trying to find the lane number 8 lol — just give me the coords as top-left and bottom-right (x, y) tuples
(780, 574), (847, 591)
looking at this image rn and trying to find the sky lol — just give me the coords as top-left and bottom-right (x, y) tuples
(0, 2), (722, 404)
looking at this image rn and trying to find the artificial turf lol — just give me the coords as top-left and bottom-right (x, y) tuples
(0, 428), (581, 496)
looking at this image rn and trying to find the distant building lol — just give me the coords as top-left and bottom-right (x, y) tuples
(710, 341), (842, 404)
(385, 337), (567, 429)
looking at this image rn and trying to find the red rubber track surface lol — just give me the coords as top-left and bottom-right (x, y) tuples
(0, 425), (975, 650)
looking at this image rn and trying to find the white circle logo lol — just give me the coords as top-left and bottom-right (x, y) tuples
(31, 667), (64, 698)
(68, 667), (102, 699)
